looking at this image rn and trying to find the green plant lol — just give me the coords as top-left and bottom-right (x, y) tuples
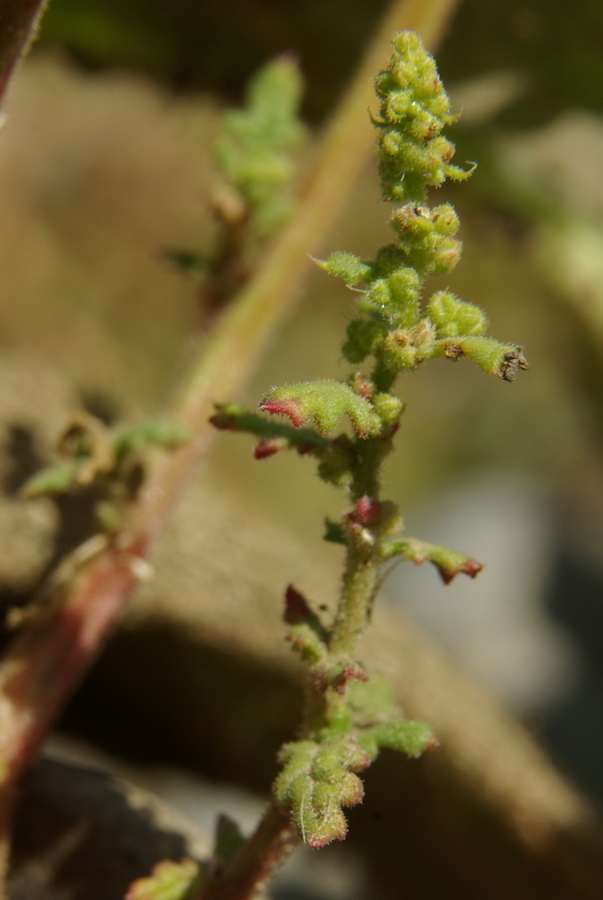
(166, 56), (305, 315)
(129, 29), (528, 899)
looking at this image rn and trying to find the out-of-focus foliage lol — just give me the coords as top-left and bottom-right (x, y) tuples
(38, 1), (603, 123)
(215, 57), (304, 237)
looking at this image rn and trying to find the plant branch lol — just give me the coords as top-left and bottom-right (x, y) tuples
(328, 442), (388, 659)
(0, 535), (143, 891)
(329, 535), (381, 660)
(202, 805), (298, 900)
(0, 0), (49, 108)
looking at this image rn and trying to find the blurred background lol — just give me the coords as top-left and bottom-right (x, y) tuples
(1, 1), (603, 897)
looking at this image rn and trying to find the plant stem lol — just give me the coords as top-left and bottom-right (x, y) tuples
(0, 536), (144, 897)
(0, 0), (49, 108)
(329, 539), (381, 659)
(202, 805), (298, 900)
(0, 539), (143, 773)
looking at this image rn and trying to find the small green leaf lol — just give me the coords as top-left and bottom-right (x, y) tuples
(360, 719), (435, 759)
(20, 461), (83, 498)
(380, 536), (483, 583)
(342, 319), (383, 363)
(125, 858), (204, 900)
(437, 336), (530, 380)
(316, 436), (355, 487)
(261, 381), (381, 437)
(214, 814), (246, 870)
(317, 251), (373, 286)
(347, 675), (400, 723)
(323, 518), (346, 545)
(211, 403), (328, 453)
(347, 678), (436, 760)
(113, 419), (191, 462)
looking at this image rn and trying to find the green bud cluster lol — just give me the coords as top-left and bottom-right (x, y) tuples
(274, 677), (433, 848)
(319, 30), (526, 386)
(427, 290), (487, 336)
(274, 736), (366, 848)
(374, 31), (472, 204)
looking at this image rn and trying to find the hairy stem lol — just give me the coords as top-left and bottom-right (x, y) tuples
(0, 0), (48, 108)
(202, 805), (298, 900)
(329, 540), (381, 658)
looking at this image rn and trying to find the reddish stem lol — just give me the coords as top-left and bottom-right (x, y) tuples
(0, 538), (145, 783)
(201, 805), (298, 900)
(0, 534), (146, 887)
(0, 0), (49, 107)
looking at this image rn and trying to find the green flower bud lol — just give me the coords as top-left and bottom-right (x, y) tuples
(427, 291), (488, 337)
(389, 204), (462, 275)
(372, 392), (404, 426)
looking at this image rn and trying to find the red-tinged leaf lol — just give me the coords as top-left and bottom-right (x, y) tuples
(254, 437), (287, 458)
(259, 397), (307, 427)
(284, 584), (312, 623)
(437, 556), (483, 584)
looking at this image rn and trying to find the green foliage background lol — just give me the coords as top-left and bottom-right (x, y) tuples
(40, 0), (603, 122)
